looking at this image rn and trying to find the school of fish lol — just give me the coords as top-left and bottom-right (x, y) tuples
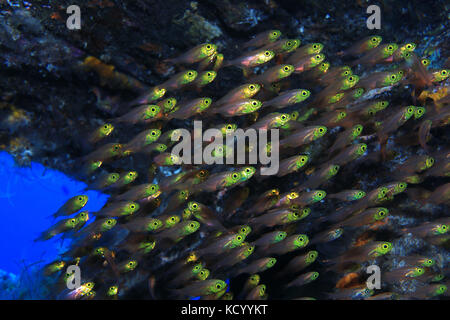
(38, 30), (449, 300)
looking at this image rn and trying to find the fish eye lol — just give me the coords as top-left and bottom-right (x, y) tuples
(237, 236), (242, 241)
(442, 70), (448, 75)
(153, 222), (159, 226)
(348, 76), (354, 81)
(408, 107), (414, 113)
(78, 197), (83, 201)
(227, 125), (232, 129)
(130, 204), (135, 209)
(283, 66), (290, 71)
(313, 44), (318, 49)
(216, 284), (222, 289)
(206, 44), (211, 49)
(151, 131), (156, 135)
(319, 127), (324, 132)
(104, 125), (108, 129)
(252, 101), (257, 106)
(272, 32), (277, 36)
(287, 41), (292, 46)
(264, 51), (270, 56)
(249, 84), (255, 90)
(302, 91), (307, 96)
(190, 223), (195, 228)
(151, 107), (156, 112)
(171, 217), (175, 221)
(388, 45), (393, 50)
(188, 72), (193, 76)
(406, 44), (411, 49)
(391, 75), (396, 80)
(281, 115), (286, 120)
(383, 244), (388, 248)
(107, 220), (112, 224)
(207, 72), (212, 76)
(344, 71), (350, 76)
(371, 37), (377, 42)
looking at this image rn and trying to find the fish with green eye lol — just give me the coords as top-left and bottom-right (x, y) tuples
(431, 69), (449, 82)
(88, 123), (114, 144)
(165, 43), (217, 64)
(51, 195), (88, 218)
(242, 29), (282, 48)
(193, 70), (217, 88)
(251, 64), (294, 85)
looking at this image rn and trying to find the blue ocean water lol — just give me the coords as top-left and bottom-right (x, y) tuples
(0, 151), (109, 275)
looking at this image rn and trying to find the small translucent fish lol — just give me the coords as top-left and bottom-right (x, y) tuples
(251, 230), (287, 248)
(377, 106), (416, 139)
(336, 207), (389, 228)
(212, 242), (255, 270)
(251, 206), (310, 228)
(352, 43), (398, 66)
(431, 69), (450, 83)
(186, 201), (226, 231)
(357, 71), (402, 90)
(286, 271), (319, 288)
(123, 129), (161, 154)
(197, 232), (246, 257)
(242, 30), (282, 48)
(224, 49), (275, 69)
(212, 99), (262, 117)
(292, 53), (325, 73)
(262, 38), (301, 54)
(328, 190), (366, 202)
(400, 255), (435, 268)
(318, 65), (352, 86)
(383, 267), (426, 284)
(250, 112), (290, 130)
(114, 183), (160, 202)
(166, 43), (217, 64)
(86, 172), (120, 190)
(329, 143), (367, 166)
(44, 261), (66, 276)
(112, 105), (162, 124)
(127, 86), (166, 107)
(265, 234), (309, 255)
(52, 195), (88, 218)
(328, 286), (374, 300)
(235, 257), (277, 276)
(408, 284), (447, 299)
(286, 43), (324, 63)
(82, 143), (123, 163)
(277, 154), (309, 177)
(251, 64), (294, 85)
(161, 70), (198, 91)
(172, 279), (227, 298)
(329, 241), (392, 266)
(215, 83), (261, 107)
(338, 36), (382, 57)
(403, 52), (434, 88)
(156, 220), (200, 243)
(88, 123), (114, 144)
(311, 110), (347, 128)
(298, 164), (340, 191)
(153, 153), (181, 166)
(329, 125), (363, 154)
(157, 97), (178, 114)
(403, 218), (449, 239)
(167, 262), (205, 287)
(245, 284), (267, 300)
(108, 171), (138, 189)
(94, 201), (139, 217)
(80, 218), (117, 236)
(262, 89), (311, 109)
(36, 216), (80, 241)
(168, 97), (212, 119)
(278, 251), (318, 277)
(309, 227), (343, 245)
(123, 217), (163, 233)
(238, 274), (260, 299)
(280, 126), (327, 148)
(193, 71), (217, 88)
